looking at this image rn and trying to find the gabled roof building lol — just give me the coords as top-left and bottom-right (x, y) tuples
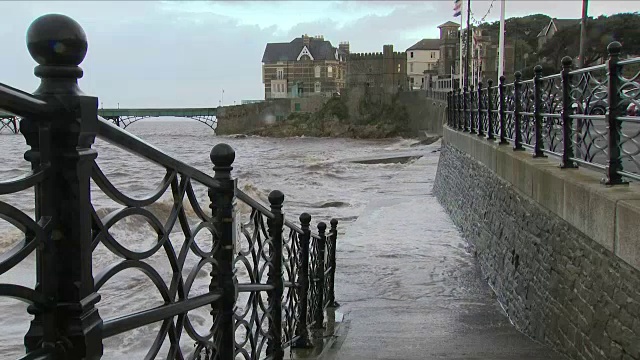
(537, 18), (581, 50)
(261, 35), (348, 99)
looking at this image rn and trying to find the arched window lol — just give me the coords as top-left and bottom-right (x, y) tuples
(314, 82), (321, 93)
(315, 66), (321, 78)
(328, 66), (333, 78)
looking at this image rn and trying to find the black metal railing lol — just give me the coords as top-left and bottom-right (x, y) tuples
(0, 14), (340, 360)
(425, 89), (450, 102)
(445, 42), (640, 184)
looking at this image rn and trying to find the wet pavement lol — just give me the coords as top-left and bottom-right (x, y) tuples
(326, 149), (566, 360)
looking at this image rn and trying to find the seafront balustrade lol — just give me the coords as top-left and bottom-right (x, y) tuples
(0, 14), (340, 360)
(440, 43), (640, 184)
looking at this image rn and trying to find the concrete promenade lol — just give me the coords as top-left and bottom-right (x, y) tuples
(325, 144), (565, 360)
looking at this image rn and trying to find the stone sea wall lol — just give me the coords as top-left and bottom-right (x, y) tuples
(434, 130), (640, 360)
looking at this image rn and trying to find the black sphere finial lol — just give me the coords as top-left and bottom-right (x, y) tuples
(514, 71), (522, 80)
(318, 222), (327, 232)
(534, 65), (543, 74)
(330, 218), (338, 227)
(499, 75), (506, 82)
(210, 143), (236, 167)
(299, 213), (311, 225)
(268, 190), (285, 207)
(27, 14), (88, 67)
(562, 56), (573, 67)
(607, 41), (622, 55)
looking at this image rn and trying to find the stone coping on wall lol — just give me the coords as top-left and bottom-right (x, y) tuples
(443, 126), (640, 271)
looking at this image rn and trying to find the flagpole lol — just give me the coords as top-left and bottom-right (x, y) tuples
(498, 0), (505, 80)
(459, 0), (464, 89)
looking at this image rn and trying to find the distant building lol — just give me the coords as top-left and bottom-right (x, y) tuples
(347, 44), (408, 94)
(536, 18), (580, 50)
(261, 35), (348, 99)
(406, 39), (441, 90)
(471, 29), (515, 86)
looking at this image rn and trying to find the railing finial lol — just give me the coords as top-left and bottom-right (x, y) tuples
(561, 56), (573, 67)
(268, 190), (285, 210)
(210, 143), (235, 179)
(300, 212), (311, 225)
(607, 41), (622, 56)
(534, 65), (543, 74)
(27, 14), (88, 95)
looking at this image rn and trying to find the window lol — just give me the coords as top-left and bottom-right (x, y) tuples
(397, 64), (401, 73)
(277, 68), (284, 80)
(295, 103), (301, 111)
(411, 51), (414, 58)
(410, 63), (413, 72)
(314, 82), (321, 93)
(328, 66), (333, 78)
(431, 52), (435, 58)
(315, 66), (321, 78)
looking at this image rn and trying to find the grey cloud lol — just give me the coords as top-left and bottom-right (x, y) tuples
(0, 1), (637, 108)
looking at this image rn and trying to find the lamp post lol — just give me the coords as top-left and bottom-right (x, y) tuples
(578, 0), (589, 68)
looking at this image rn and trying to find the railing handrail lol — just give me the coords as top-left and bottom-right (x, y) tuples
(97, 116), (222, 189)
(99, 116), (322, 239)
(0, 82), (50, 118)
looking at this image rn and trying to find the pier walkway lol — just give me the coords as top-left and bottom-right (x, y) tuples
(326, 145), (565, 360)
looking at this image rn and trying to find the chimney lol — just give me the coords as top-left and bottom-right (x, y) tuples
(339, 41), (350, 54)
(303, 34), (310, 46)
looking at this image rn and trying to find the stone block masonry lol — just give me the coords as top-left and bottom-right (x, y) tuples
(434, 140), (640, 360)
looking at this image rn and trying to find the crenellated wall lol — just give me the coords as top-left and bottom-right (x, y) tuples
(434, 127), (640, 360)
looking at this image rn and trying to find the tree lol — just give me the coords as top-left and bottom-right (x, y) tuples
(539, 12), (640, 68)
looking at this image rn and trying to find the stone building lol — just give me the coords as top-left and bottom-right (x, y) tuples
(346, 44), (408, 94)
(261, 35), (348, 99)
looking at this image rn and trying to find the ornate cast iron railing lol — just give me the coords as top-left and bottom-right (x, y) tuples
(0, 14), (340, 360)
(444, 42), (640, 184)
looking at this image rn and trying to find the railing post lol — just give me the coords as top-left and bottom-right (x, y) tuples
(447, 92), (452, 127)
(293, 213), (312, 348)
(327, 219), (339, 308)
(498, 76), (508, 144)
(463, 87), (469, 131)
(513, 71), (525, 151)
(560, 56), (578, 168)
(456, 88), (463, 130)
(209, 143), (237, 360)
(603, 41), (628, 185)
(533, 65), (547, 158)
(487, 80), (495, 140)
(267, 190), (285, 359)
(22, 14), (104, 359)
(469, 84), (476, 134)
(313, 222), (326, 329)
(477, 82), (484, 136)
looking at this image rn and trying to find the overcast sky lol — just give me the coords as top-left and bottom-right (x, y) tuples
(1, 1), (638, 108)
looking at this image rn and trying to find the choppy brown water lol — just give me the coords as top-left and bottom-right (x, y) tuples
(0, 119), (444, 358)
